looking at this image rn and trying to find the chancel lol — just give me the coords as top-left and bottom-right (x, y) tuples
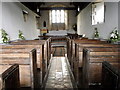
(0, 0), (120, 89)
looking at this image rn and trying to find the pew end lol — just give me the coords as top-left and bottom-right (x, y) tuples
(101, 61), (120, 89)
(0, 64), (20, 89)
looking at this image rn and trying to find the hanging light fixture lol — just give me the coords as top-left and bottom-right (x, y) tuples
(78, 6), (80, 12)
(37, 7), (39, 13)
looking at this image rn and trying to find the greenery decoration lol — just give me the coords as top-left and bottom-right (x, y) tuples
(72, 24), (77, 32)
(18, 30), (25, 40)
(109, 27), (120, 43)
(93, 28), (99, 39)
(1, 29), (10, 43)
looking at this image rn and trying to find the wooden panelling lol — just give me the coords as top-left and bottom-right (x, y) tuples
(102, 61), (120, 89)
(0, 64), (20, 89)
(0, 47), (38, 89)
(82, 47), (120, 88)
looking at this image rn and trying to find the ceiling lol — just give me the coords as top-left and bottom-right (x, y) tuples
(21, 2), (90, 16)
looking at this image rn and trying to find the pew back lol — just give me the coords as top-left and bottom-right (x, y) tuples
(102, 61), (120, 89)
(10, 40), (50, 83)
(67, 39), (108, 67)
(10, 39), (51, 69)
(82, 47), (120, 88)
(77, 44), (120, 67)
(0, 64), (20, 89)
(0, 46), (38, 88)
(73, 43), (119, 87)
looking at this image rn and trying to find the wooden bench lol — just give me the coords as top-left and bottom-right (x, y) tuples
(66, 39), (107, 87)
(10, 39), (51, 67)
(67, 33), (79, 39)
(66, 38), (73, 65)
(0, 46), (38, 89)
(67, 39), (108, 68)
(71, 39), (108, 64)
(0, 64), (20, 89)
(76, 43), (120, 67)
(101, 61), (120, 89)
(74, 44), (120, 88)
(38, 36), (50, 40)
(82, 47), (120, 88)
(10, 40), (50, 83)
(70, 39), (108, 71)
(66, 39), (108, 82)
(51, 36), (67, 42)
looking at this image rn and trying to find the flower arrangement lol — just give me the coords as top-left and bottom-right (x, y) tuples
(93, 27), (99, 39)
(1, 29), (10, 43)
(72, 24), (77, 32)
(109, 27), (120, 43)
(18, 30), (25, 40)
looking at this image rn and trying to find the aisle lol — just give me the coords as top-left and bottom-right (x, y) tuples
(45, 57), (73, 89)
(52, 47), (65, 57)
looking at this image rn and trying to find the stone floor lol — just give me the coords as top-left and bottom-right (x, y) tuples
(45, 57), (73, 90)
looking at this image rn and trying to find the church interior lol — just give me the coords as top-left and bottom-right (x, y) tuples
(0, 0), (120, 89)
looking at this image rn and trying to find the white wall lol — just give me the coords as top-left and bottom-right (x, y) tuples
(77, 2), (118, 39)
(1, 2), (39, 42)
(0, 1), (2, 43)
(68, 10), (76, 30)
(118, 1), (120, 34)
(40, 10), (49, 29)
(0, 1), (1, 25)
(77, 13), (81, 35)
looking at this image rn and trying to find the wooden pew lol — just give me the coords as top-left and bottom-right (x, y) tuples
(70, 39), (108, 71)
(76, 43), (120, 68)
(82, 47), (120, 88)
(0, 64), (20, 89)
(15, 39), (51, 66)
(10, 40), (50, 83)
(67, 38), (120, 89)
(67, 33), (79, 39)
(66, 38), (108, 85)
(66, 37), (70, 63)
(46, 38), (52, 66)
(10, 39), (51, 67)
(1, 44), (45, 86)
(51, 36), (67, 42)
(0, 47), (38, 89)
(73, 43), (120, 88)
(101, 61), (120, 89)
(67, 39), (108, 69)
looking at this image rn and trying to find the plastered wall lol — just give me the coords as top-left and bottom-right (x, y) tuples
(1, 2), (39, 42)
(77, 2), (118, 39)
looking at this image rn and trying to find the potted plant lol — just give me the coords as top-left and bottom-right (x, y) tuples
(18, 30), (25, 40)
(109, 27), (120, 43)
(72, 24), (77, 33)
(93, 28), (99, 39)
(1, 29), (10, 43)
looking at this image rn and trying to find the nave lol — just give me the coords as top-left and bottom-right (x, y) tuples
(0, 1), (120, 89)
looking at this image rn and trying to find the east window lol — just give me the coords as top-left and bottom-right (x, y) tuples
(51, 10), (65, 23)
